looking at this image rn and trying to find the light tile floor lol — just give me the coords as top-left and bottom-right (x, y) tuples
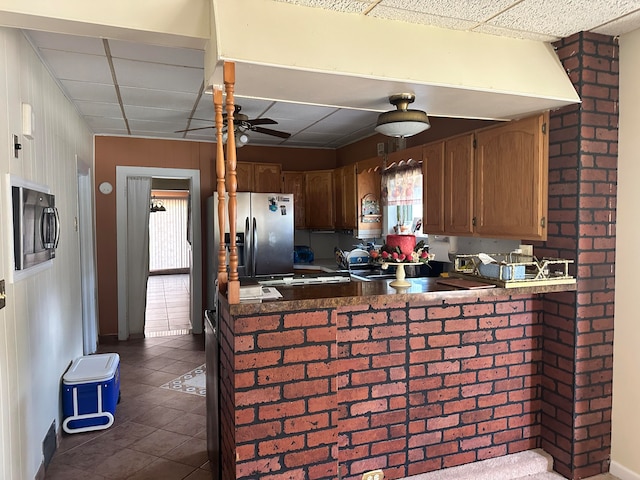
(45, 334), (210, 480)
(145, 274), (191, 337)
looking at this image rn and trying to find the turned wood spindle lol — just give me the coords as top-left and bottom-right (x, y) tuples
(213, 87), (227, 291)
(224, 61), (240, 304)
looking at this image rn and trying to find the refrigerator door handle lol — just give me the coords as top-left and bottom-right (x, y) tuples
(245, 217), (251, 276)
(252, 217), (257, 277)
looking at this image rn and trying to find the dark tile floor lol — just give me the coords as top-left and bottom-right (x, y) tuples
(45, 333), (211, 480)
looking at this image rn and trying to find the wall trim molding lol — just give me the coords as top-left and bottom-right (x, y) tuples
(611, 461), (640, 480)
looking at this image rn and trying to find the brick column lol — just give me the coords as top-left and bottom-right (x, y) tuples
(535, 32), (617, 479)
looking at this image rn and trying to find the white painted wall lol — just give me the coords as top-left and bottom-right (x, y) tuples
(612, 28), (640, 480)
(0, 27), (93, 479)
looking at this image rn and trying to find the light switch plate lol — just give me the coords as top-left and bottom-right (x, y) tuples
(0, 279), (5, 309)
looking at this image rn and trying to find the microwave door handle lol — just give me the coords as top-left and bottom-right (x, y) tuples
(53, 207), (60, 248)
(41, 207), (58, 249)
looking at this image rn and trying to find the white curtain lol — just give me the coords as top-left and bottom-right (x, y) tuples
(126, 176), (152, 336)
(382, 166), (423, 206)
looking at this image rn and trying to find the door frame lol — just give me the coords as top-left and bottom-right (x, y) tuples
(76, 155), (99, 354)
(116, 166), (202, 340)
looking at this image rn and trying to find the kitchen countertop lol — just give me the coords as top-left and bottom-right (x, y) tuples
(225, 276), (576, 315)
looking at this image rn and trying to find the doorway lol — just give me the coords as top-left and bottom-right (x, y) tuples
(115, 166), (202, 341)
(145, 186), (192, 337)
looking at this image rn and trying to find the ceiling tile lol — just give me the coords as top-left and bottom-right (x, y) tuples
(37, 49), (112, 84)
(472, 24), (559, 42)
(75, 101), (123, 118)
(84, 116), (128, 130)
(26, 30), (105, 55)
(593, 9), (640, 36)
(108, 40), (204, 68)
(112, 58), (203, 93)
(60, 80), (119, 103)
(377, 0), (518, 22)
(369, 6), (478, 29)
(120, 86), (199, 111)
(124, 105), (192, 123)
(272, 0), (372, 13)
(488, 0), (640, 38)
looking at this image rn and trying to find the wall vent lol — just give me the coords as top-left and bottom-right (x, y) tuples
(42, 420), (56, 469)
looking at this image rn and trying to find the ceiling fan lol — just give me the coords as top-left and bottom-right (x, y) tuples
(176, 105), (291, 139)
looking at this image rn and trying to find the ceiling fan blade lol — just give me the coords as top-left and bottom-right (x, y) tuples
(252, 126), (291, 139)
(174, 126), (216, 133)
(246, 118), (278, 126)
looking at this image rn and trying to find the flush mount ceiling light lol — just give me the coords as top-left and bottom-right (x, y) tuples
(375, 93), (430, 137)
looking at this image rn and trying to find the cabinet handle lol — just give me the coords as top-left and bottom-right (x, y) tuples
(540, 217), (546, 228)
(472, 217), (477, 226)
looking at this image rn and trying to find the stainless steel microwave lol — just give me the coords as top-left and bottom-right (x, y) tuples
(12, 185), (60, 270)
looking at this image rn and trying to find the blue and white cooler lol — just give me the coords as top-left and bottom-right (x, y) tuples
(62, 353), (120, 434)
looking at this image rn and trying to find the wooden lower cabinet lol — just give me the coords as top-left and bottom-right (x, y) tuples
(305, 170), (334, 229)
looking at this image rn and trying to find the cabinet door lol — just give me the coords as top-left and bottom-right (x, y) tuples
(253, 163), (282, 193)
(422, 142), (446, 234)
(444, 134), (475, 235)
(474, 113), (548, 240)
(305, 170), (334, 229)
(233, 162), (254, 192)
(334, 165), (357, 230)
(356, 158), (382, 238)
(282, 171), (306, 228)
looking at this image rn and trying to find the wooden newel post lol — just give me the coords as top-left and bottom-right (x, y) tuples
(224, 62), (240, 304)
(213, 87), (227, 292)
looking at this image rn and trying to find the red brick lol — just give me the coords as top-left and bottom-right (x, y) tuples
(283, 379), (330, 399)
(427, 360), (461, 375)
(259, 400), (306, 420)
(445, 318), (478, 332)
(443, 451), (477, 468)
(460, 434), (492, 450)
(258, 433), (305, 456)
(372, 324), (407, 339)
(258, 364), (305, 385)
(236, 456), (282, 478)
(236, 350), (281, 370)
(284, 413), (330, 434)
(236, 315), (281, 333)
(428, 333), (461, 347)
(372, 381), (407, 398)
(372, 353), (406, 368)
(284, 345), (328, 364)
(444, 345), (478, 360)
(350, 399), (388, 416)
(371, 438), (407, 455)
(428, 306), (462, 319)
(426, 414), (460, 430)
(236, 386), (281, 407)
(444, 398), (477, 414)
(237, 420), (283, 442)
(257, 330), (304, 349)
(463, 303), (495, 317)
(478, 418), (508, 434)
(284, 311), (329, 328)
(284, 446), (331, 468)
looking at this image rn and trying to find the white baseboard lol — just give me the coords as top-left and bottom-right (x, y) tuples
(610, 461), (640, 480)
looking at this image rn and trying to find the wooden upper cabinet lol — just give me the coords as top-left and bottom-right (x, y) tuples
(234, 162), (282, 192)
(282, 171), (306, 229)
(356, 157), (383, 238)
(233, 162), (254, 192)
(304, 170), (334, 229)
(474, 113), (548, 240)
(422, 142), (446, 235)
(334, 165), (357, 230)
(444, 133), (475, 235)
(253, 163), (282, 193)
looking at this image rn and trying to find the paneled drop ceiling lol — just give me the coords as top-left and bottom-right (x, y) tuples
(21, 0), (640, 149)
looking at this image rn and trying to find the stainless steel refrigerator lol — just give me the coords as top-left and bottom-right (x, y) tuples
(206, 192), (294, 305)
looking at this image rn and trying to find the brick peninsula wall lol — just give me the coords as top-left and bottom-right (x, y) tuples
(534, 31), (618, 480)
(219, 293), (545, 480)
